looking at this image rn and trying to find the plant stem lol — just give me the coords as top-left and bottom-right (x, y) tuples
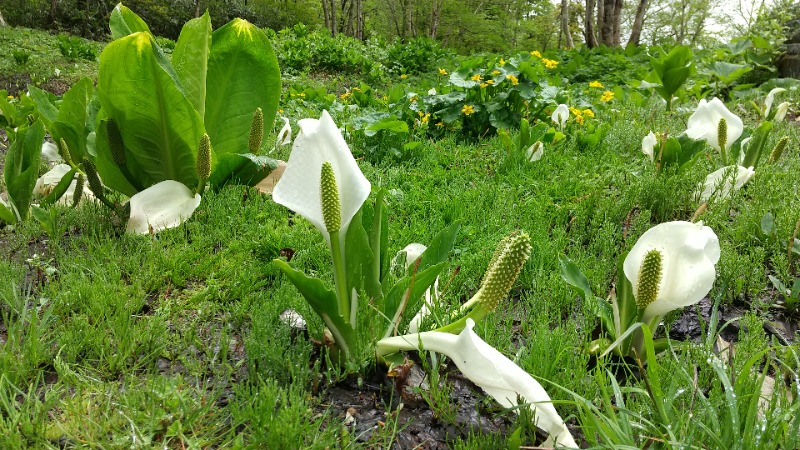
(329, 230), (350, 321)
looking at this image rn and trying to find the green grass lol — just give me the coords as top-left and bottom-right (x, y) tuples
(1, 25), (800, 449)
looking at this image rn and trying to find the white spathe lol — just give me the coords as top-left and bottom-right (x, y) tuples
(641, 131), (657, 162)
(623, 221), (720, 323)
(41, 141), (63, 165)
(774, 102), (790, 122)
(551, 104), (569, 130)
(378, 319), (577, 448)
(764, 87), (785, 118)
(685, 98), (743, 152)
(33, 163), (95, 205)
(126, 180), (201, 234)
(526, 141), (544, 162)
(272, 110), (371, 246)
(398, 243), (441, 334)
(697, 165), (755, 203)
(276, 115), (292, 148)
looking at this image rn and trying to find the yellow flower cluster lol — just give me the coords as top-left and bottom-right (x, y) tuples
(505, 74), (519, 86)
(471, 74), (483, 82)
(589, 81), (604, 88)
(462, 104), (475, 116)
(568, 107), (595, 125)
(542, 58), (558, 69)
(491, 69), (501, 76)
(340, 92), (352, 101)
(499, 58), (506, 65)
(600, 90), (615, 102)
(418, 111), (431, 124)
(400, 74), (408, 79)
(290, 92), (306, 98)
(530, 50), (542, 58)
(439, 68), (448, 76)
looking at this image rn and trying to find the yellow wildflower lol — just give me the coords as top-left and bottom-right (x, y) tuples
(531, 50), (542, 58)
(352, 87), (362, 92)
(400, 74), (408, 79)
(582, 109), (595, 118)
(486, 79), (494, 85)
(421, 113), (430, 124)
(499, 58), (506, 65)
(569, 107), (581, 117)
(340, 92), (352, 100)
(576, 115), (585, 125)
(471, 74), (483, 82)
(505, 74), (519, 86)
(600, 90), (615, 102)
(6, 95), (13, 100)
(435, 121), (444, 128)
(410, 95), (418, 103)
(278, 108), (284, 114)
(480, 83), (488, 89)
(589, 81), (604, 88)
(439, 68), (448, 76)
(491, 70), (501, 76)
(542, 58), (559, 69)
(462, 104), (475, 116)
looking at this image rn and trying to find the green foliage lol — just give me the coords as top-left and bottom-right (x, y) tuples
(385, 37), (445, 75)
(94, 5), (281, 196)
(649, 45), (695, 110)
(56, 35), (98, 61)
(2, 121), (45, 224)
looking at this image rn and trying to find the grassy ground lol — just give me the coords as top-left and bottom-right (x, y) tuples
(2, 26), (800, 449)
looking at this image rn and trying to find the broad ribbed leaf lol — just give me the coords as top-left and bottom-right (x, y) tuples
(30, 78), (94, 163)
(109, 3), (150, 40)
(208, 153), (279, 190)
(4, 121), (45, 221)
(173, 11), (212, 118)
(98, 32), (203, 192)
(205, 19), (281, 157)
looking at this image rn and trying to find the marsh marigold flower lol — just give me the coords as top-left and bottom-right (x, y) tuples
(582, 109), (595, 118)
(600, 90), (615, 102)
(589, 81), (604, 88)
(505, 74), (519, 86)
(542, 58), (558, 69)
(499, 58), (506, 65)
(530, 50), (542, 58)
(400, 74), (408, 79)
(439, 68), (447, 76)
(491, 70), (501, 76)
(576, 115), (585, 125)
(471, 74), (483, 82)
(486, 79), (494, 85)
(462, 104), (475, 116)
(480, 83), (488, 89)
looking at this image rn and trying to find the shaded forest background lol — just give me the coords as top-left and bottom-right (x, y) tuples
(0, 0), (798, 53)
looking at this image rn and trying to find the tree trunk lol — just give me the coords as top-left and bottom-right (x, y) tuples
(0, 9), (6, 27)
(429, 0), (441, 39)
(194, 0), (203, 17)
(585, 0), (598, 48)
(405, 0), (414, 40)
(612, 0), (623, 46)
(599, 0), (614, 46)
(356, 0), (363, 40)
(627, 0), (649, 46)
(560, 0), (574, 49)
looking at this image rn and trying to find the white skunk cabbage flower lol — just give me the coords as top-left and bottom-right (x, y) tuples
(773, 102), (790, 122)
(276, 115), (292, 148)
(624, 221), (720, 324)
(126, 180), (201, 234)
(378, 319), (577, 448)
(398, 243), (441, 334)
(641, 131), (657, 161)
(272, 110), (371, 247)
(41, 141), (63, 165)
(34, 163), (95, 205)
(526, 141), (544, 162)
(697, 165), (755, 203)
(551, 104), (569, 131)
(764, 88), (785, 118)
(686, 98), (743, 152)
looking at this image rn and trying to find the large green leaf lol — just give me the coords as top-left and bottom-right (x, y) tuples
(383, 262), (447, 329)
(98, 31), (203, 192)
(4, 121), (45, 221)
(650, 46), (693, 104)
(204, 19), (281, 157)
(173, 11), (212, 118)
(207, 153), (279, 190)
(0, 200), (15, 225)
(273, 260), (356, 349)
(741, 121), (773, 169)
(30, 78), (94, 162)
(109, 3), (150, 40)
